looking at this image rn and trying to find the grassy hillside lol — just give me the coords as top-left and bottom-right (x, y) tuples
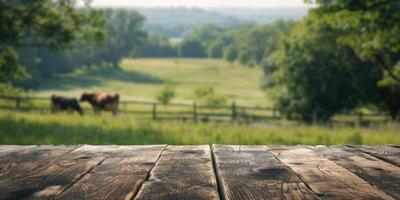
(36, 58), (268, 107)
(1, 111), (399, 145)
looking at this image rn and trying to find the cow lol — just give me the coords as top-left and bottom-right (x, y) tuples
(80, 92), (119, 115)
(51, 95), (83, 115)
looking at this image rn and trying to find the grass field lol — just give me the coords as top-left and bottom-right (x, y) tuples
(2, 58), (398, 145)
(0, 111), (399, 145)
(36, 58), (268, 107)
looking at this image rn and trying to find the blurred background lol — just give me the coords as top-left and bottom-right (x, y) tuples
(0, 0), (399, 145)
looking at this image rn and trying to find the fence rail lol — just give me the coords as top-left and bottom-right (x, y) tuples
(0, 95), (281, 123)
(0, 95), (392, 124)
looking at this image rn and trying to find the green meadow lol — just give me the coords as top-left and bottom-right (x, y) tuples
(36, 58), (268, 107)
(0, 111), (399, 145)
(2, 58), (399, 145)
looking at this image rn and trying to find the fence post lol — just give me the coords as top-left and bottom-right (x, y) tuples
(152, 103), (157, 121)
(15, 97), (21, 110)
(231, 101), (237, 123)
(193, 102), (197, 123)
(273, 108), (276, 118)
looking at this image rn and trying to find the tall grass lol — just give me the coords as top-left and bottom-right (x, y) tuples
(0, 111), (398, 145)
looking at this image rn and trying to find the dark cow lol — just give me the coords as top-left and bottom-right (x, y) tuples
(80, 92), (119, 115)
(51, 95), (83, 115)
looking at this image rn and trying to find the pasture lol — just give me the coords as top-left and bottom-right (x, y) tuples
(1, 58), (398, 145)
(0, 110), (399, 145)
(35, 58), (268, 107)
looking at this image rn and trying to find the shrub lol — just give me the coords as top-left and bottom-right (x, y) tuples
(194, 87), (227, 107)
(157, 83), (175, 105)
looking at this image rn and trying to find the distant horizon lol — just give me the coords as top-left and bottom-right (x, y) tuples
(88, 0), (314, 9)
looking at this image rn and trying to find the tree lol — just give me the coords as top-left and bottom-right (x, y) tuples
(267, 14), (383, 121)
(141, 33), (177, 57)
(178, 39), (206, 58)
(219, 20), (295, 67)
(308, 0), (400, 84)
(0, 0), (104, 84)
(157, 83), (175, 105)
(302, 0), (400, 120)
(97, 9), (146, 68)
(223, 47), (238, 63)
(207, 41), (224, 58)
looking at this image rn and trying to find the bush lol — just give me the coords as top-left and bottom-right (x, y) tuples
(157, 83), (175, 105)
(0, 83), (25, 97)
(223, 47), (238, 63)
(194, 87), (227, 107)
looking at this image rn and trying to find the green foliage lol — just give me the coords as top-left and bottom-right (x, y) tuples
(266, 14), (383, 121)
(13, 9), (146, 89)
(95, 9), (146, 68)
(0, 45), (27, 82)
(0, 83), (25, 97)
(223, 47), (238, 63)
(225, 20), (296, 67)
(194, 87), (227, 106)
(178, 39), (206, 58)
(157, 83), (175, 105)
(311, 0), (400, 84)
(377, 73), (400, 120)
(207, 41), (224, 58)
(0, 0), (105, 85)
(262, 2), (400, 121)
(141, 33), (177, 57)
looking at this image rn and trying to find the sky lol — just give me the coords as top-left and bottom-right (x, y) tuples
(89, 0), (313, 8)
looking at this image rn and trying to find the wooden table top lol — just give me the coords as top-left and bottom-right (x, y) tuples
(0, 145), (399, 200)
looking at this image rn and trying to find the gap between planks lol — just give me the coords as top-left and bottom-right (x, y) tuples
(131, 145), (167, 200)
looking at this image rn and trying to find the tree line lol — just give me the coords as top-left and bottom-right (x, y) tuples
(149, 0), (400, 121)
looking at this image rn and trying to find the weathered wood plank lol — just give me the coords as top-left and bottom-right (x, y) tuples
(314, 146), (400, 199)
(0, 145), (106, 200)
(134, 145), (220, 200)
(213, 145), (319, 200)
(0, 145), (36, 156)
(0, 145), (78, 183)
(352, 145), (400, 166)
(57, 145), (166, 200)
(269, 146), (394, 200)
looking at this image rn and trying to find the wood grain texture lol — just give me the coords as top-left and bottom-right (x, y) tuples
(0, 145), (399, 200)
(0, 145), (78, 183)
(0, 145), (105, 200)
(57, 145), (166, 200)
(314, 146), (400, 199)
(351, 145), (400, 166)
(213, 145), (319, 200)
(134, 145), (220, 200)
(0, 145), (35, 156)
(268, 146), (394, 200)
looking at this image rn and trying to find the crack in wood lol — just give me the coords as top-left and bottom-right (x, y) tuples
(131, 145), (167, 200)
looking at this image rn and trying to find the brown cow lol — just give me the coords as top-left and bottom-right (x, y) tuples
(80, 92), (119, 115)
(51, 95), (83, 115)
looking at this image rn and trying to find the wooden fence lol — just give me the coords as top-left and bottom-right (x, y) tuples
(0, 95), (279, 123)
(0, 95), (391, 124)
